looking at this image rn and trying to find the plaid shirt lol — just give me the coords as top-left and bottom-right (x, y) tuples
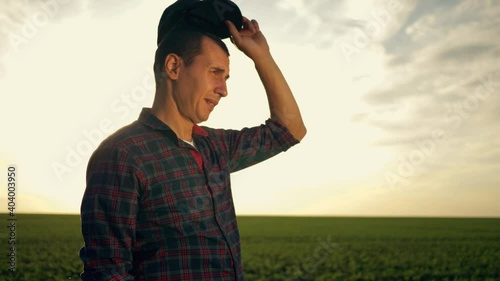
(80, 108), (299, 281)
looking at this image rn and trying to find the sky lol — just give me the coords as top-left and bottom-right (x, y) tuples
(0, 0), (499, 217)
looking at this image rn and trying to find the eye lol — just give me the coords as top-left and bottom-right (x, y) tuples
(211, 69), (222, 78)
(210, 68), (229, 80)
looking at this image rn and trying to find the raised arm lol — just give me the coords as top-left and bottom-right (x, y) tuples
(226, 17), (307, 141)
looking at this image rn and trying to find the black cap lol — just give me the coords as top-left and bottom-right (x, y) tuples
(157, 0), (243, 46)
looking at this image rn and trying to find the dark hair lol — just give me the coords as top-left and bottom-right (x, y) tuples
(153, 28), (229, 84)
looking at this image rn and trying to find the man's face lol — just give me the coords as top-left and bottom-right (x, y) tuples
(173, 36), (230, 124)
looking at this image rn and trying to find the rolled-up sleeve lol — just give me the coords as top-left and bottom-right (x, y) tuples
(209, 118), (300, 173)
(80, 146), (143, 281)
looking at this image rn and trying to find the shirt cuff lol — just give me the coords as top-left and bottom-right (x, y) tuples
(265, 118), (300, 152)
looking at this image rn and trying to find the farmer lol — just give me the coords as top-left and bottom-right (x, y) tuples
(79, 0), (306, 280)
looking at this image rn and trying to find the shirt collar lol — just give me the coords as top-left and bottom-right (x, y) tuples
(192, 123), (209, 137)
(138, 107), (208, 137)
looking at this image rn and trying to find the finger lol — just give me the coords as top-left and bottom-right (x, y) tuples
(241, 18), (257, 34)
(225, 20), (241, 44)
(225, 20), (237, 36)
(252, 19), (260, 32)
(248, 19), (257, 34)
(241, 17), (252, 32)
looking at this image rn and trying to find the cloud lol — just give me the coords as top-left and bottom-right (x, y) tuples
(435, 44), (496, 62)
(361, 0), (500, 133)
(1, 0), (498, 217)
(345, 0), (500, 202)
(247, 0), (361, 48)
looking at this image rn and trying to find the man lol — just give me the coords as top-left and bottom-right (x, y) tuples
(79, 0), (306, 280)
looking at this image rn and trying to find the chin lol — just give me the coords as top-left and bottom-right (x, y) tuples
(196, 116), (209, 123)
(202, 113), (212, 122)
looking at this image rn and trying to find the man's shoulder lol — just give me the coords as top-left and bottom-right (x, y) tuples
(96, 120), (157, 154)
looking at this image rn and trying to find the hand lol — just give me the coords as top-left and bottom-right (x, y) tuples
(225, 17), (270, 61)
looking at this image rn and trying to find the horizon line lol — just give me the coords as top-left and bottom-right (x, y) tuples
(1, 212), (499, 219)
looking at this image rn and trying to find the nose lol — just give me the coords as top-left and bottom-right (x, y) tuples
(216, 80), (228, 97)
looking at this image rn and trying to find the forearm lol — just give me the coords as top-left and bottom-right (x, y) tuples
(225, 17), (306, 140)
(254, 52), (307, 141)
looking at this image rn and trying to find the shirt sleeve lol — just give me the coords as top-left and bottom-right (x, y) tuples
(210, 118), (300, 173)
(80, 145), (142, 281)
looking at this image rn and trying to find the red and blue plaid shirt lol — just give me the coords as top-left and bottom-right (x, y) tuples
(80, 108), (299, 280)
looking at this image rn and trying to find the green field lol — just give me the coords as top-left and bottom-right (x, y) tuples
(1, 214), (499, 280)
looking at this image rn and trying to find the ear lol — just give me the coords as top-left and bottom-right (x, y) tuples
(164, 54), (183, 80)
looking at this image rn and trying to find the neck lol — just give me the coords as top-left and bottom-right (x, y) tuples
(151, 86), (193, 142)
